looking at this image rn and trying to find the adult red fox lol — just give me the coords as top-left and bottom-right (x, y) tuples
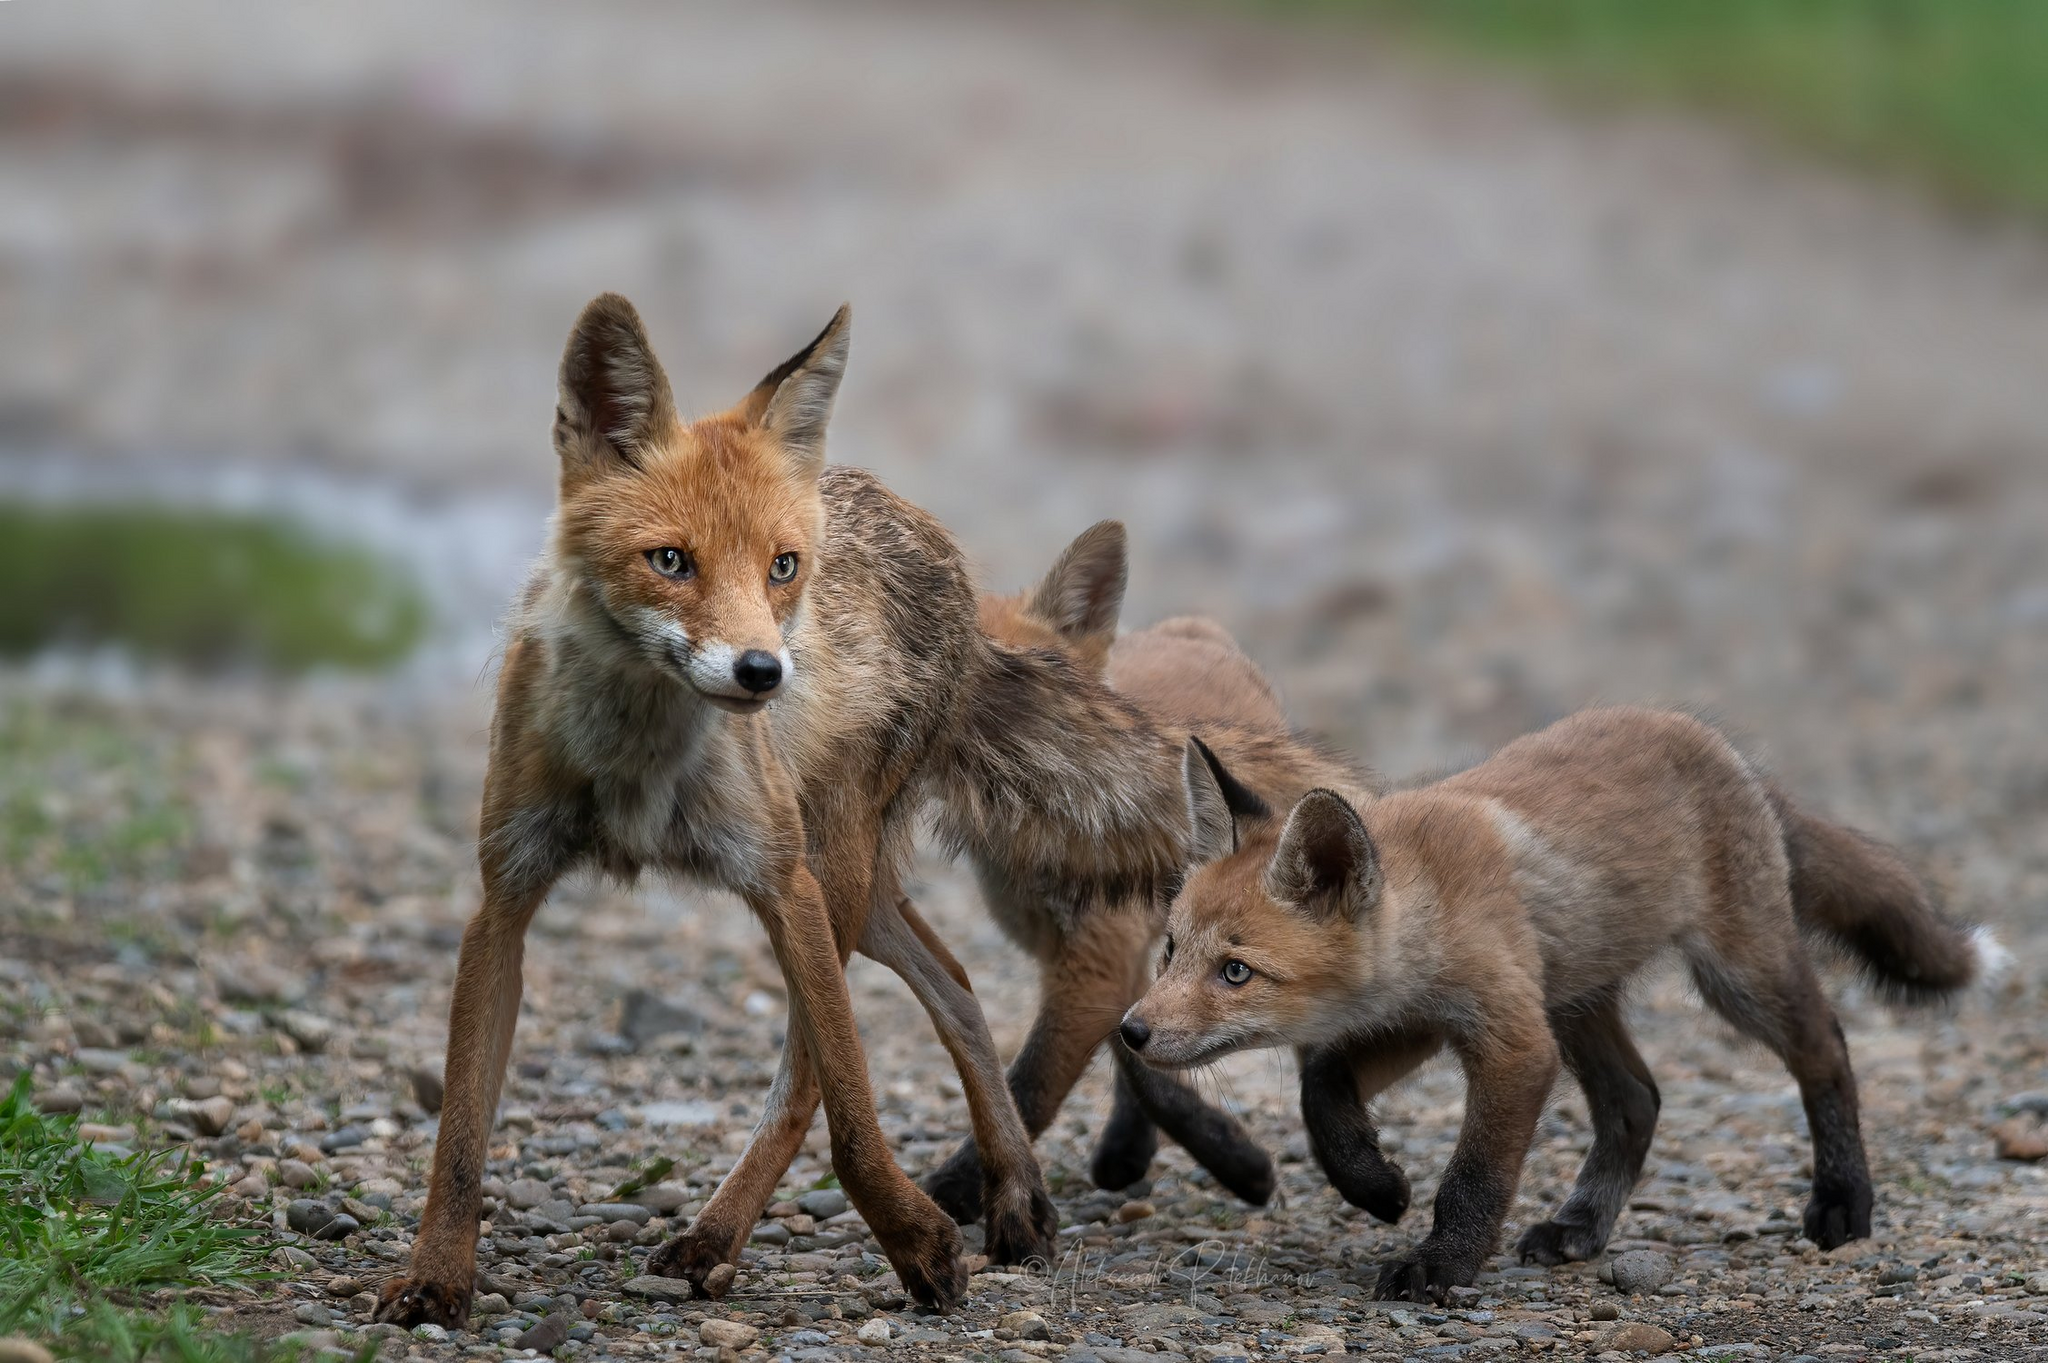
(378, 296), (1055, 1324)
(1124, 707), (2008, 1302)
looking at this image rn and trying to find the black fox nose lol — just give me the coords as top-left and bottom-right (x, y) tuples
(733, 650), (783, 695)
(1119, 1015), (1150, 1051)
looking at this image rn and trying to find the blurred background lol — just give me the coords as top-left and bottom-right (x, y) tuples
(2, 0), (2045, 1350)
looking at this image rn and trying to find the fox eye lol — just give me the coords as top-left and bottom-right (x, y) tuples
(1161, 935), (1175, 967)
(1220, 959), (1253, 987)
(647, 548), (694, 580)
(769, 552), (799, 584)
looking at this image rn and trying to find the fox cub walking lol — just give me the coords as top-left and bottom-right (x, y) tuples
(1125, 707), (2006, 1302)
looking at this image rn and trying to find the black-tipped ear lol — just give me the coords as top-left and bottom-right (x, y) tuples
(1029, 520), (1127, 643)
(1266, 789), (1380, 923)
(554, 293), (679, 487)
(1191, 735), (1269, 822)
(741, 304), (850, 478)
(1182, 736), (1270, 865)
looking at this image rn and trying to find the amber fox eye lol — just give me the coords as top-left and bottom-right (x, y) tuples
(769, 552), (799, 584)
(647, 548), (694, 580)
(1220, 959), (1253, 986)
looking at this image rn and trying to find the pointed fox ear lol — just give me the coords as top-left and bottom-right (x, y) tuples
(1183, 735), (1270, 865)
(1029, 520), (1127, 646)
(553, 293), (679, 488)
(1266, 789), (1380, 923)
(738, 304), (851, 479)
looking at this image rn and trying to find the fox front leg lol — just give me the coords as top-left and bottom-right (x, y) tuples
(1377, 1027), (1557, 1303)
(1300, 1033), (1438, 1224)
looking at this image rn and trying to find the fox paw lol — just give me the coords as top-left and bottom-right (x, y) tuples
(982, 1177), (1058, 1268)
(1331, 1156), (1410, 1224)
(1374, 1251), (1474, 1305)
(1514, 1217), (1607, 1266)
(1802, 1179), (1872, 1251)
(645, 1227), (739, 1295)
(880, 1210), (968, 1312)
(374, 1276), (471, 1328)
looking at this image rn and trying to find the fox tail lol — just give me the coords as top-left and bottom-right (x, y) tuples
(1770, 787), (2011, 1003)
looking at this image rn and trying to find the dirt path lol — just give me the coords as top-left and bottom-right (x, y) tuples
(1, 1), (2045, 1359)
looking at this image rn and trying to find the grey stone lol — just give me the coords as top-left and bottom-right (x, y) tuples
(1608, 1250), (1674, 1295)
(618, 988), (706, 1048)
(620, 1275), (693, 1304)
(311, 1213), (360, 1241)
(285, 1199), (334, 1234)
(515, 1314), (571, 1353)
(796, 1188), (849, 1220)
(505, 1177), (553, 1209)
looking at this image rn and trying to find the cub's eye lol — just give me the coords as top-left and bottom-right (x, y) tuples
(1220, 959), (1253, 987)
(768, 552), (799, 584)
(647, 548), (694, 580)
(1161, 935), (1176, 967)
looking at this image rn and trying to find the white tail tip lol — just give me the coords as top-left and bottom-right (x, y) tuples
(1969, 926), (2015, 987)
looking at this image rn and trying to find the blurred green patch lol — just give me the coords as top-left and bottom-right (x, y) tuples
(0, 501), (426, 673)
(1269, 0), (2048, 216)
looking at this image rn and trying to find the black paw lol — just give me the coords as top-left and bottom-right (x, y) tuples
(1802, 1178), (1872, 1250)
(1331, 1156), (1411, 1224)
(1373, 1249), (1474, 1304)
(1201, 1135), (1277, 1207)
(923, 1145), (986, 1225)
(1514, 1217), (1606, 1267)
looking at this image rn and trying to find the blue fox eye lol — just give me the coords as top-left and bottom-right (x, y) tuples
(769, 552), (799, 584)
(1221, 959), (1252, 986)
(648, 548), (694, 580)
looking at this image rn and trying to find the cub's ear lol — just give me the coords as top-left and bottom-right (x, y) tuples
(554, 293), (679, 488)
(739, 303), (851, 479)
(1183, 736), (1270, 865)
(1029, 520), (1127, 647)
(1266, 789), (1380, 923)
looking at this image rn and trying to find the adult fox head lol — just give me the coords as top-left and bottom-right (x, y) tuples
(550, 294), (849, 711)
(1122, 740), (1377, 1067)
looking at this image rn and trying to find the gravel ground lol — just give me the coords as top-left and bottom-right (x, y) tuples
(3, 1), (2047, 1360)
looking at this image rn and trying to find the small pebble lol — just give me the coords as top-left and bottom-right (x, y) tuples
(699, 1318), (760, 1349)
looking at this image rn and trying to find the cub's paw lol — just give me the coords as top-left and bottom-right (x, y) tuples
(1200, 1133), (1277, 1208)
(1514, 1217), (1606, 1267)
(374, 1276), (471, 1327)
(1331, 1156), (1411, 1225)
(982, 1176), (1058, 1268)
(923, 1148), (986, 1225)
(881, 1210), (968, 1312)
(645, 1226), (738, 1295)
(1802, 1178), (1873, 1251)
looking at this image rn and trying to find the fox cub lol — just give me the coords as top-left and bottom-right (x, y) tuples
(1124, 707), (2007, 1302)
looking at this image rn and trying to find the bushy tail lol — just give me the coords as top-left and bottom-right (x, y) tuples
(1770, 787), (2010, 1002)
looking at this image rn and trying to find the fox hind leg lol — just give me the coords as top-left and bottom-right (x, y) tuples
(1687, 929), (1872, 1250)
(1516, 994), (1660, 1266)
